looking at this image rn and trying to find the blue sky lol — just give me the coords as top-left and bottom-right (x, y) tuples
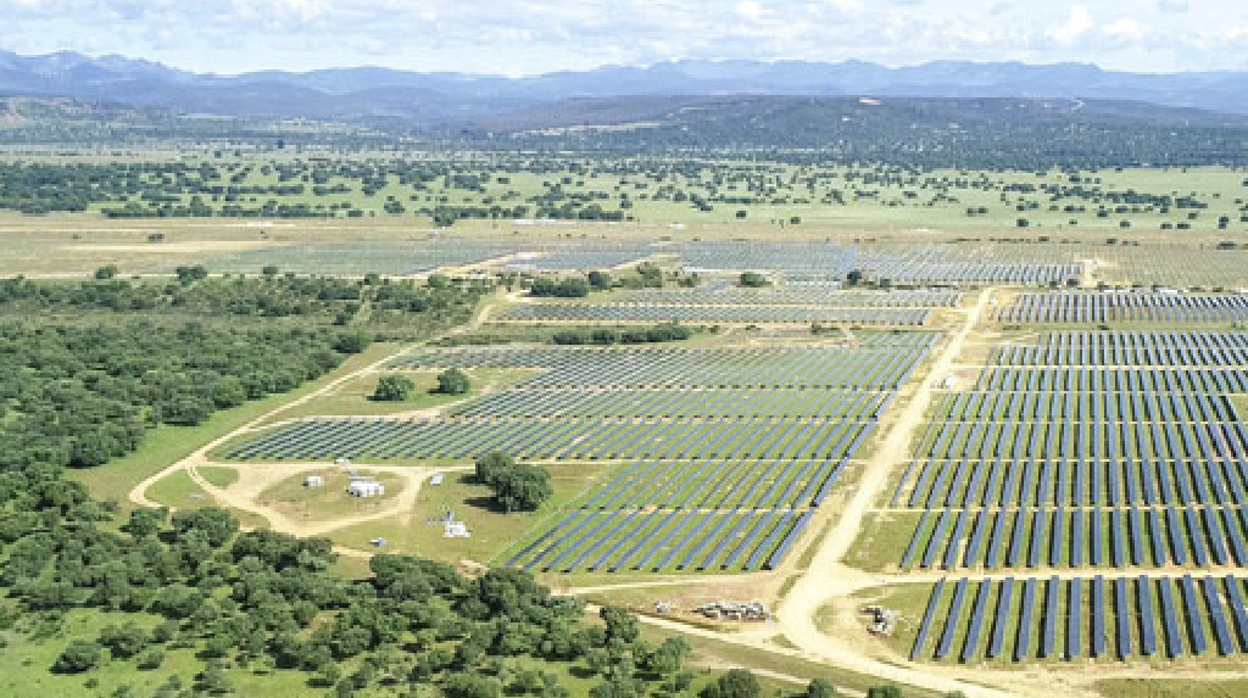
(3, 0), (1246, 75)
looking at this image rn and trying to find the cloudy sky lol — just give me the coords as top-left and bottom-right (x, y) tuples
(3, 0), (1246, 75)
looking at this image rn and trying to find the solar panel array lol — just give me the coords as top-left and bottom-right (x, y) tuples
(226, 336), (938, 573)
(506, 241), (661, 271)
(893, 331), (1248, 574)
(891, 329), (1248, 663)
(912, 574), (1248, 662)
(501, 287), (962, 326)
(501, 303), (934, 326)
(997, 292), (1248, 325)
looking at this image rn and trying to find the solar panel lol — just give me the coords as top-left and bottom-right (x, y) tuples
(1091, 575), (1107, 658)
(935, 578), (970, 660)
(1136, 576), (1157, 656)
(1015, 578), (1037, 661)
(1158, 576), (1184, 658)
(1179, 575), (1209, 656)
(961, 579), (993, 662)
(987, 578), (1015, 659)
(1041, 576), (1060, 658)
(1114, 577), (1132, 659)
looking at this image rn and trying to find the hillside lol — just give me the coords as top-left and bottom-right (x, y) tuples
(2, 49), (1248, 124)
(470, 95), (1248, 168)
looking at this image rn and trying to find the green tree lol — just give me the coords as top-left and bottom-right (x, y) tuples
(701, 670), (759, 698)
(334, 332), (373, 354)
(136, 647), (165, 671)
(95, 265), (119, 280)
(171, 508), (238, 547)
(588, 270), (612, 291)
(643, 637), (689, 677)
(373, 375), (415, 402)
(474, 451), (515, 486)
(198, 658), (233, 694)
(493, 464), (553, 512)
(53, 640), (103, 673)
(437, 368), (471, 395)
(738, 272), (768, 288)
(806, 678), (837, 698)
(600, 607), (640, 645)
(443, 673), (501, 698)
(176, 265), (209, 283)
(99, 622), (148, 659)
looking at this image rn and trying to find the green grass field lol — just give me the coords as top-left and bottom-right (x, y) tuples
(0, 608), (321, 698)
(257, 469), (404, 523)
(331, 465), (613, 564)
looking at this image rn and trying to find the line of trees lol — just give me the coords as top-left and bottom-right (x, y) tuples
(552, 323), (693, 346)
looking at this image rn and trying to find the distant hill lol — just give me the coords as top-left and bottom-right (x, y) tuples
(470, 95), (1248, 168)
(471, 94), (1248, 134)
(1, 49), (1248, 124)
(6, 92), (1248, 168)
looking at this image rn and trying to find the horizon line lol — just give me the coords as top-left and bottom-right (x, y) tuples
(3, 47), (1239, 81)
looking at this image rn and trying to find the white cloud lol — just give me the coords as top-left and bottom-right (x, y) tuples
(735, 0), (767, 21)
(824, 0), (865, 14)
(1103, 17), (1148, 41)
(1, 0), (1246, 75)
(1048, 5), (1093, 44)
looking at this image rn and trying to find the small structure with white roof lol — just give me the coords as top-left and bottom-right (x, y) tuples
(347, 479), (385, 498)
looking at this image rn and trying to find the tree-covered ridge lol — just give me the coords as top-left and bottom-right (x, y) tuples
(0, 272), (494, 471)
(483, 97), (1248, 169)
(0, 320), (362, 470)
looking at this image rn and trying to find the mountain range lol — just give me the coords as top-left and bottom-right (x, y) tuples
(2, 49), (1247, 126)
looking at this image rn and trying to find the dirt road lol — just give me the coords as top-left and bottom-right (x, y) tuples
(768, 288), (1048, 698)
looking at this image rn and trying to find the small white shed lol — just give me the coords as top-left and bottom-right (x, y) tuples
(347, 480), (385, 498)
(304, 475), (325, 488)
